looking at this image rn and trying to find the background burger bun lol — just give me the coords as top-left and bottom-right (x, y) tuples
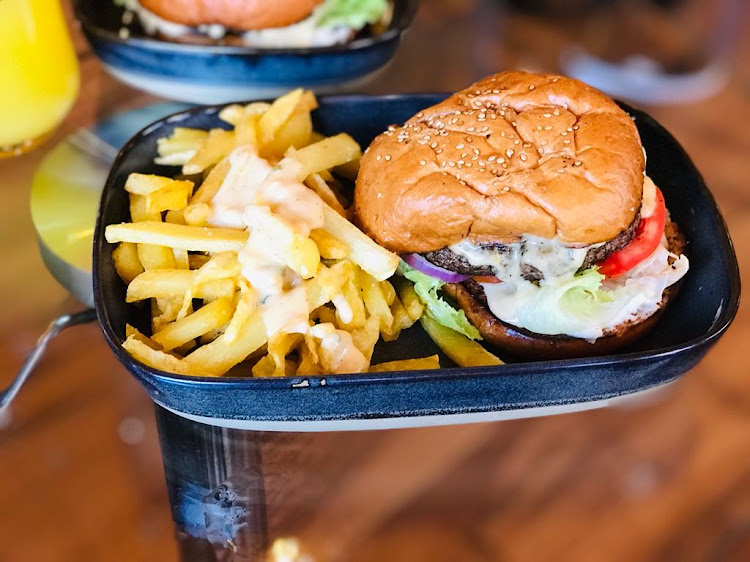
(355, 71), (646, 253)
(140, 0), (322, 30)
(443, 222), (687, 360)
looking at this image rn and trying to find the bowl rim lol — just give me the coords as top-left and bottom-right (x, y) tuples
(73, 0), (418, 56)
(93, 93), (742, 391)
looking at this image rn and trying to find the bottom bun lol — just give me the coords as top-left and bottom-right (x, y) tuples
(443, 222), (686, 360)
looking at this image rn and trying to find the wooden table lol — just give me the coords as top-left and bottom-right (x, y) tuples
(1, 2), (748, 561)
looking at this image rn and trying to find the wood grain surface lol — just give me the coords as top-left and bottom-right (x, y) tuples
(0, 1), (748, 561)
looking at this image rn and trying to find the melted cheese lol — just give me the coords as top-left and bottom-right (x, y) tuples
(450, 236), (595, 284)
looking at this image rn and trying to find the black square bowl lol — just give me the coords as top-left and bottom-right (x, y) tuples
(93, 95), (740, 430)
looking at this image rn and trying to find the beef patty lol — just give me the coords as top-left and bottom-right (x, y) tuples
(423, 213), (641, 282)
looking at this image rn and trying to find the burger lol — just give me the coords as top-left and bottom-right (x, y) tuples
(119, 0), (393, 47)
(354, 71), (690, 359)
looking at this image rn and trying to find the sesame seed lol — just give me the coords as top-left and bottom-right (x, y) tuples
(497, 157), (505, 163)
(430, 142), (438, 148)
(377, 192), (383, 198)
(543, 113), (551, 118)
(529, 85), (535, 90)
(563, 139), (571, 144)
(420, 160), (426, 165)
(574, 160), (582, 166)
(502, 186), (511, 192)
(573, 125), (579, 130)
(467, 137), (473, 143)
(465, 162), (472, 167)
(458, 160), (465, 165)
(520, 154), (527, 161)
(456, 143), (465, 149)
(537, 125), (543, 131)
(461, 152), (468, 158)
(500, 131), (506, 137)
(506, 149), (514, 158)
(376, 155), (382, 161)
(449, 161), (456, 167)
(557, 168), (565, 173)
(436, 148), (443, 154)
(416, 112), (424, 118)
(553, 109), (560, 116)
(544, 125), (552, 130)
(540, 140), (547, 146)
(468, 126), (475, 132)
(385, 155), (391, 161)
(514, 139), (520, 145)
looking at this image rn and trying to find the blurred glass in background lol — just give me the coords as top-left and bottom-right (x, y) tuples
(0, 0), (79, 157)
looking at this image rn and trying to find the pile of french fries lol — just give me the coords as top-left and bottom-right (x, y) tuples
(105, 89), (459, 377)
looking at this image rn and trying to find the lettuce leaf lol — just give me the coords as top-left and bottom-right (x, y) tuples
(317, 0), (388, 30)
(398, 262), (482, 340)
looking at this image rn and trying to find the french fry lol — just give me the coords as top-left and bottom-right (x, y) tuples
(369, 355), (441, 373)
(296, 343), (322, 376)
(165, 210), (186, 225)
(290, 134), (361, 180)
(235, 113), (259, 147)
(123, 326), (207, 376)
(219, 103), (271, 126)
(242, 206), (319, 278)
(183, 203), (212, 227)
(380, 280), (396, 306)
(129, 193), (160, 222)
(359, 271), (393, 333)
(311, 305), (337, 326)
(127, 270), (235, 302)
(264, 110), (312, 157)
(156, 127), (209, 166)
(305, 173), (346, 217)
(152, 297), (235, 351)
(177, 252), (241, 317)
(106, 222), (247, 253)
(351, 315), (380, 362)
(112, 242), (143, 283)
(137, 244), (176, 270)
(393, 277), (424, 321)
(251, 354), (276, 378)
(419, 314), (503, 367)
(145, 180), (193, 213)
(268, 333), (303, 376)
(183, 129), (235, 175)
(382, 295), (416, 342)
(310, 228), (348, 259)
(189, 157), (231, 205)
(172, 248), (190, 269)
(184, 311), (267, 376)
(223, 279), (257, 343)
(332, 278), (367, 330)
(125, 173), (192, 196)
(259, 88), (304, 144)
(321, 204), (398, 281)
(153, 298), (183, 332)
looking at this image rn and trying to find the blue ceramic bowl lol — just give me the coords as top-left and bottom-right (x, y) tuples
(74, 0), (417, 104)
(93, 95), (740, 431)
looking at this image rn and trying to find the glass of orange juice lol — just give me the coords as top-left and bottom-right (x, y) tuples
(0, 0), (80, 157)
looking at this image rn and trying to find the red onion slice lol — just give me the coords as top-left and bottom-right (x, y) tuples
(402, 253), (471, 284)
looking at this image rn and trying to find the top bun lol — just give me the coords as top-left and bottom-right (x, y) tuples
(140, 0), (322, 30)
(354, 71), (645, 253)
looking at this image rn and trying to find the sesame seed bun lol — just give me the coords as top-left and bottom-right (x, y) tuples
(139, 0), (322, 31)
(442, 220), (686, 360)
(354, 71), (645, 253)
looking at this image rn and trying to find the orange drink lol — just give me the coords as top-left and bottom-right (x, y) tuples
(0, 0), (79, 156)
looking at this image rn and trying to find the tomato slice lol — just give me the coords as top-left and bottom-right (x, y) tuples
(598, 187), (667, 277)
(473, 275), (502, 284)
